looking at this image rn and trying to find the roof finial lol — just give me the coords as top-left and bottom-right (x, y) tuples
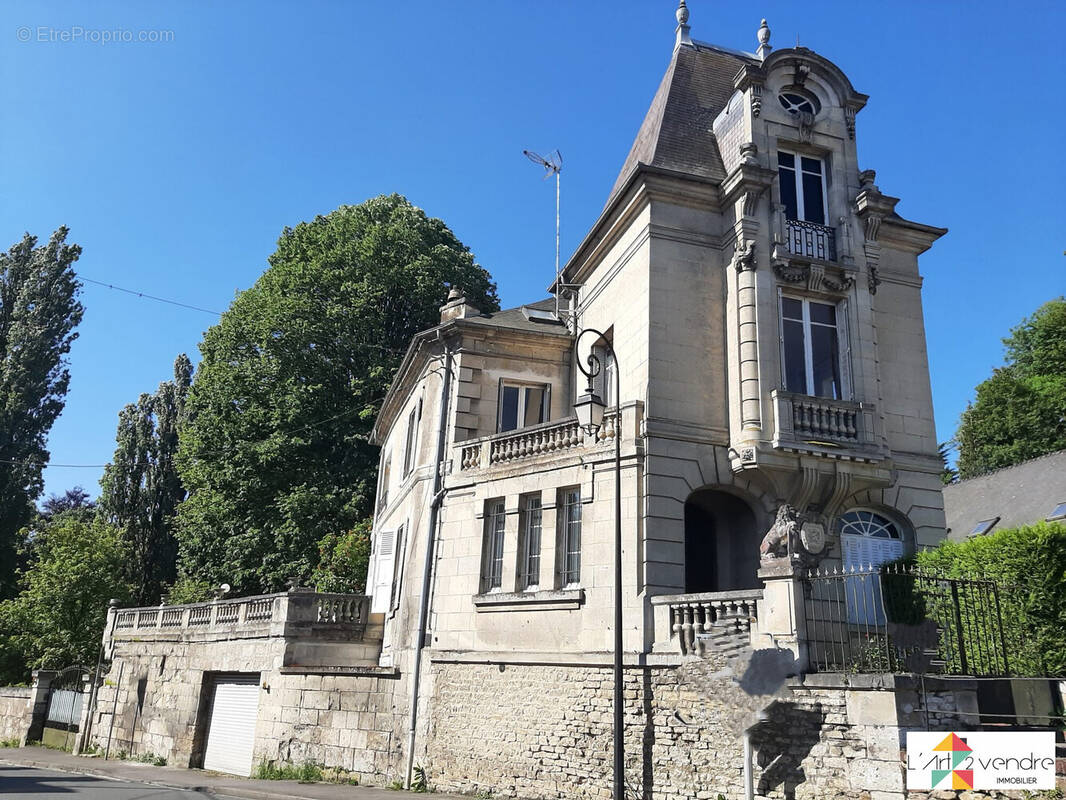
(756, 19), (772, 61)
(675, 0), (692, 50)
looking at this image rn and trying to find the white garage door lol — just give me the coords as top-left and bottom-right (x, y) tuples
(203, 675), (261, 776)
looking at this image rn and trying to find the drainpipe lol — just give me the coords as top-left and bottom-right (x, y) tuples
(405, 335), (453, 788)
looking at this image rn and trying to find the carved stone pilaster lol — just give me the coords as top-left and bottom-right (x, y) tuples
(844, 105), (856, 139)
(751, 83), (763, 117)
(838, 215), (854, 265)
(864, 242), (882, 295)
(733, 238), (756, 272)
(773, 202), (787, 244)
(734, 237), (761, 432)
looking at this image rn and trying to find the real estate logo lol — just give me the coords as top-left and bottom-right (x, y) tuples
(906, 731), (1055, 791)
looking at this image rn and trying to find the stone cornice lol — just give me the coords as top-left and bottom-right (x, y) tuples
(720, 159), (777, 215)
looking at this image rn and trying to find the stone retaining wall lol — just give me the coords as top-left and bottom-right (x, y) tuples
(422, 657), (969, 800)
(89, 640), (406, 781)
(0, 687), (29, 742)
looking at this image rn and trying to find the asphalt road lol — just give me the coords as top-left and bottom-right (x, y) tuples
(0, 764), (237, 800)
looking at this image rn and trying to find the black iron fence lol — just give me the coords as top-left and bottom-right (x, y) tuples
(802, 565), (1045, 677)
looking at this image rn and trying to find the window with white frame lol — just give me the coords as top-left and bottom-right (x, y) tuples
(402, 401), (421, 478)
(377, 451), (391, 512)
(517, 493), (543, 591)
(481, 499), (506, 592)
(780, 295), (847, 399)
(557, 487), (582, 587)
(498, 382), (549, 432)
(777, 150), (827, 225)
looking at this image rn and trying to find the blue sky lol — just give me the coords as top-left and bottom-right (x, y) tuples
(2, 0), (1064, 499)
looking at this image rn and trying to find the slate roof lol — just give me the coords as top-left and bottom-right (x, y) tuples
(606, 41), (755, 207)
(459, 298), (569, 337)
(942, 449), (1066, 540)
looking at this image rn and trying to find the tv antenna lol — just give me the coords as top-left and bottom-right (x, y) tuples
(523, 149), (563, 321)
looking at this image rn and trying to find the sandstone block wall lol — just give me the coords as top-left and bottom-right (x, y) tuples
(0, 687), (29, 742)
(422, 657), (965, 800)
(253, 671), (404, 780)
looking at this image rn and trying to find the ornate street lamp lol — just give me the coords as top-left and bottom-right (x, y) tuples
(574, 327), (623, 800)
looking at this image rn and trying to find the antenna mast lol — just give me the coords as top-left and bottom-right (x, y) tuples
(523, 149), (563, 322)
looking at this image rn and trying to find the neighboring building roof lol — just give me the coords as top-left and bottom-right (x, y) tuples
(942, 449), (1066, 540)
(606, 41), (752, 207)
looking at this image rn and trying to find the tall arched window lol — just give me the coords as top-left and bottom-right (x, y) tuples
(837, 509), (906, 625)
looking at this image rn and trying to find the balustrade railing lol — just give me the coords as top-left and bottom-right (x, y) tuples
(772, 390), (876, 450)
(314, 593), (368, 624)
(786, 218), (836, 262)
(459, 412), (619, 471)
(651, 589), (762, 657)
(108, 591), (371, 639)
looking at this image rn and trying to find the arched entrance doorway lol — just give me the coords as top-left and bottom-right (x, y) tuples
(683, 489), (760, 593)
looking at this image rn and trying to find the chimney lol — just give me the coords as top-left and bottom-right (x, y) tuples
(439, 287), (480, 323)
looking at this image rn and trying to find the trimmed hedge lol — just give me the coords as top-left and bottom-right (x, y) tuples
(915, 522), (1066, 677)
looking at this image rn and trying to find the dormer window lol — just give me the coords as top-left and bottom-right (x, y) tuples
(778, 151), (827, 225)
(498, 381), (549, 433)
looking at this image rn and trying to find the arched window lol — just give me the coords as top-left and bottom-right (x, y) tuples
(838, 510), (901, 541)
(778, 90), (820, 116)
(838, 510), (905, 571)
(838, 510), (906, 625)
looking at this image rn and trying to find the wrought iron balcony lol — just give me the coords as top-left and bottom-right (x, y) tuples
(786, 218), (836, 262)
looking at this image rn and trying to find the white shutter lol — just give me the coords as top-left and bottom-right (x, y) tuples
(843, 534), (904, 625)
(371, 529), (396, 614)
(202, 675), (261, 776)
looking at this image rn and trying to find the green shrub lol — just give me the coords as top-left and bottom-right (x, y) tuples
(915, 521), (1066, 676)
(251, 760), (357, 784)
(130, 751), (167, 766)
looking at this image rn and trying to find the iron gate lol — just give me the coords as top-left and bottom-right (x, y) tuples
(43, 665), (89, 750)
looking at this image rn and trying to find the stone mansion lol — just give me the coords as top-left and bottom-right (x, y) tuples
(65, 8), (992, 800)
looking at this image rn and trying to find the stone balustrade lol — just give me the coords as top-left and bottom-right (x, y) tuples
(772, 389), (879, 453)
(456, 410), (624, 472)
(111, 591), (371, 640)
(651, 589), (762, 657)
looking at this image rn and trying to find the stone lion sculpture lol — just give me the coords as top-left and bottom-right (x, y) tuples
(759, 504), (804, 562)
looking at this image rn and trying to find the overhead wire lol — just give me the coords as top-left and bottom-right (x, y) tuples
(80, 276), (223, 316)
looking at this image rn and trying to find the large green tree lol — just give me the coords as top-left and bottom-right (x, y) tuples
(0, 513), (129, 683)
(176, 195), (498, 594)
(100, 355), (192, 604)
(955, 298), (1066, 478)
(0, 229), (84, 599)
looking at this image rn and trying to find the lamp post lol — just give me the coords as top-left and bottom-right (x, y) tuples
(573, 327), (623, 800)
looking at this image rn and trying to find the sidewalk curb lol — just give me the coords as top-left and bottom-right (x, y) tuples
(0, 755), (349, 800)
